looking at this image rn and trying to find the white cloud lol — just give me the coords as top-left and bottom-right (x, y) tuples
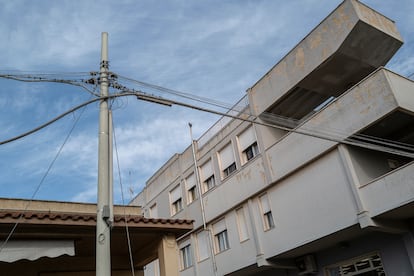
(1, 0), (412, 204)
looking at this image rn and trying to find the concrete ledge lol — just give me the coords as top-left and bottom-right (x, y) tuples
(248, 0), (403, 119)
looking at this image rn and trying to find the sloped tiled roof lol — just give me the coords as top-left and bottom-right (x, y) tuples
(0, 210), (193, 229)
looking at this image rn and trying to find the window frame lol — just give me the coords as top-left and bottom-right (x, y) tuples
(324, 252), (386, 276)
(187, 186), (197, 204)
(170, 185), (183, 216)
(259, 193), (275, 231)
(149, 203), (158, 218)
(236, 207), (249, 242)
(243, 141), (259, 163)
(180, 244), (193, 270)
(238, 126), (259, 165)
(223, 162), (237, 178)
(215, 230), (230, 253)
(171, 198), (183, 215)
(185, 173), (197, 205)
(213, 219), (230, 254)
(202, 175), (215, 193)
(196, 230), (210, 262)
(218, 142), (237, 179)
(263, 210), (275, 230)
(199, 159), (215, 194)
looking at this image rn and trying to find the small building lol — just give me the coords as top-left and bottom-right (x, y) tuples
(132, 0), (414, 275)
(0, 198), (193, 276)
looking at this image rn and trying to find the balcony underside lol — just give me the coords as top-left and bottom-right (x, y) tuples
(251, 0), (403, 120)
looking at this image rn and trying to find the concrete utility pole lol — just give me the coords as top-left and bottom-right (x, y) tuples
(96, 32), (112, 276)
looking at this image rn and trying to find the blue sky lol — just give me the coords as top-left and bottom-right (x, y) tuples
(0, 0), (413, 204)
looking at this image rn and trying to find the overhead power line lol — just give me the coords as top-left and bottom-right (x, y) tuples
(0, 73), (100, 97)
(0, 99), (89, 253)
(1, 88), (413, 159)
(1, 70), (413, 158)
(116, 74), (249, 113)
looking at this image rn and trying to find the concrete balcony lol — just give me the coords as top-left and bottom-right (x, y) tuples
(248, 0), (402, 120)
(359, 160), (414, 220)
(265, 68), (414, 184)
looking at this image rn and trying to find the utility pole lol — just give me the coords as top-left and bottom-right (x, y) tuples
(96, 32), (112, 276)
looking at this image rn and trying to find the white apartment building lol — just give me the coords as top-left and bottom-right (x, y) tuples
(131, 0), (414, 275)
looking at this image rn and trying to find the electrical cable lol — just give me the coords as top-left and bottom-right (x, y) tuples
(0, 96), (101, 145)
(0, 74), (100, 97)
(127, 89), (414, 158)
(111, 112), (136, 276)
(91, 73), (414, 156)
(261, 111), (414, 153)
(0, 98), (89, 253)
(2, 90), (414, 159)
(116, 74), (249, 113)
(2, 70), (413, 156)
(116, 74), (414, 154)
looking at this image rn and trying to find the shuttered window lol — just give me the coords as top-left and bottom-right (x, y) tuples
(200, 160), (213, 181)
(238, 126), (259, 164)
(236, 207), (249, 242)
(238, 126), (256, 151)
(219, 143), (236, 178)
(185, 173), (197, 204)
(179, 241), (193, 270)
(196, 231), (209, 261)
(259, 194), (274, 230)
(200, 160), (215, 193)
(213, 219), (229, 253)
(170, 185), (183, 215)
(149, 204), (158, 218)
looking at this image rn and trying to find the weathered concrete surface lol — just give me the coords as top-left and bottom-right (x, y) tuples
(265, 68), (414, 184)
(248, 0), (403, 119)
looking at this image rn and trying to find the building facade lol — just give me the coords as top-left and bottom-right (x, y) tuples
(132, 1), (414, 275)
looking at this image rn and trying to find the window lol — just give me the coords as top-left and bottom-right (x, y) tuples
(185, 173), (197, 204)
(223, 163), (237, 177)
(196, 231), (209, 261)
(219, 143), (236, 178)
(172, 199), (183, 215)
(238, 126), (259, 164)
(244, 142), (259, 162)
(236, 207), (249, 242)
(188, 186), (196, 203)
(216, 230), (229, 253)
(326, 253), (386, 275)
(149, 203), (158, 218)
(259, 194), (274, 230)
(213, 219), (230, 253)
(180, 244), (193, 270)
(170, 185), (183, 216)
(204, 175), (215, 192)
(200, 160), (215, 193)
(144, 259), (159, 276)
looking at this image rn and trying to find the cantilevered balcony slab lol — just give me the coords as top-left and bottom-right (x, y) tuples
(248, 0), (403, 119)
(265, 68), (414, 184)
(360, 161), (414, 220)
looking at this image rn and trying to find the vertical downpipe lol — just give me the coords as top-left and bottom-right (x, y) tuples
(189, 123), (218, 276)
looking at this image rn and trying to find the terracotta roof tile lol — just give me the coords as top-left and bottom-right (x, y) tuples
(0, 210), (193, 227)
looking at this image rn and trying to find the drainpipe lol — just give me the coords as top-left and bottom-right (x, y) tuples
(247, 199), (265, 264)
(337, 145), (371, 227)
(189, 123), (218, 276)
